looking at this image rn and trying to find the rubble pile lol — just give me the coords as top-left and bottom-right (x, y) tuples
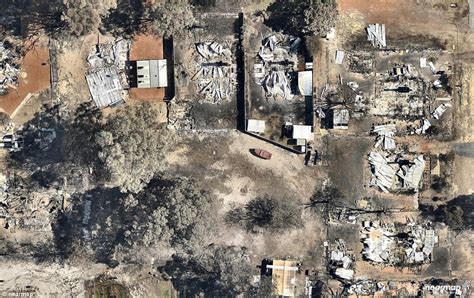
(0, 42), (20, 95)
(366, 24), (386, 48)
(347, 51), (374, 74)
(373, 63), (426, 118)
(329, 239), (355, 280)
(256, 33), (301, 100)
(347, 280), (384, 296)
(87, 39), (130, 71)
(368, 151), (425, 193)
(167, 99), (195, 130)
(360, 221), (438, 265)
(193, 41), (236, 103)
(0, 177), (63, 237)
(373, 124), (396, 151)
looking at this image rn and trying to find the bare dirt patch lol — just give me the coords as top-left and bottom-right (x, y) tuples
(338, 0), (473, 52)
(0, 39), (50, 116)
(129, 34), (163, 60)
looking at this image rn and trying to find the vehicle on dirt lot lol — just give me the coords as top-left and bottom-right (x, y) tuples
(253, 149), (272, 160)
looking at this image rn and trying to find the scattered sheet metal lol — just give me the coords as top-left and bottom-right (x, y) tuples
(258, 34), (301, 63)
(87, 39), (130, 70)
(415, 119), (431, 134)
(86, 67), (124, 108)
(369, 152), (425, 192)
(261, 70), (293, 100)
(196, 42), (231, 59)
(373, 124), (396, 151)
(367, 24), (386, 48)
(361, 221), (438, 265)
(368, 152), (398, 193)
(86, 39), (130, 107)
(193, 42), (236, 103)
(0, 42), (20, 94)
(256, 33), (300, 100)
(397, 155), (425, 190)
(432, 103), (450, 119)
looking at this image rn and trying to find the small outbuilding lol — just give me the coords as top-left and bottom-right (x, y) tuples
(292, 125), (313, 141)
(298, 71), (313, 96)
(262, 259), (299, 297)
(247, 119), (266, 134)
(135, 59), (168, 88)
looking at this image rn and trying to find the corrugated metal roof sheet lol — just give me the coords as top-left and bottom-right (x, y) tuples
(297, 71), (313, 96)
(86, 67), (123, 108)
(137, 59), (168, 88)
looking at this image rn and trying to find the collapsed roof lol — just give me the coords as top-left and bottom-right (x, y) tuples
(367, 24), (386, 48)
(86, 67), (124, 108)
(368, 152), (425, 193)
(361, 221), (437, 265)
(193, 42), (236, 103)
(0, 42), (20, 93)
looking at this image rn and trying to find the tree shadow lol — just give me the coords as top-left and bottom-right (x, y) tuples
(264, 0), (301, 37)
(101, 0), (146, 38)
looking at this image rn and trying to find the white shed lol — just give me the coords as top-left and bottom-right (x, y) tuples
(247, 119), (266, 133)
(292, 125), (313, 141)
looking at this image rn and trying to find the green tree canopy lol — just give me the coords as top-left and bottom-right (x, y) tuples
(266, 0), (338, 37)
(96, 103), (169, 193)
(150, 1), (196, 38)
(161, 245), (253, 296)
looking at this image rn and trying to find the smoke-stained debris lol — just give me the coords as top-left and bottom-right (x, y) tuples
(0, 42), (20, 95)
(368, 152), (425, 193)
(256, 33), (301, 100)
(192, 42), (236, 103)
(361, 220), (437, 265)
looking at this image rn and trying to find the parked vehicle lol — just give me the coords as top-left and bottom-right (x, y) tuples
(254, 149), (272, 160)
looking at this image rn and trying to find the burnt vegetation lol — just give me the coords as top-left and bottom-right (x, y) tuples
(225, 196), (303, 233)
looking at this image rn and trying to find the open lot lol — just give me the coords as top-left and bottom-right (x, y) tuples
(166, 131), (327, 289)
(0, 39), (50, 116)
(169, 15), (240, 130)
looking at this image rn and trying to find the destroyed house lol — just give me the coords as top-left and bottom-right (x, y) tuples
(86, 67), (124, 108)
(262, 259), (298, 297)
(320, 108), (349, 130)
(244, 26), (314, 154)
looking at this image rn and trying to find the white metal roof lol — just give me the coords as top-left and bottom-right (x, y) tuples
(247, 119), (266, 133)
(297, 71), (313, 96)
(292, 125), (313, 141)
(136, 59), (168, 88)
(335, 50), (345, 64)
